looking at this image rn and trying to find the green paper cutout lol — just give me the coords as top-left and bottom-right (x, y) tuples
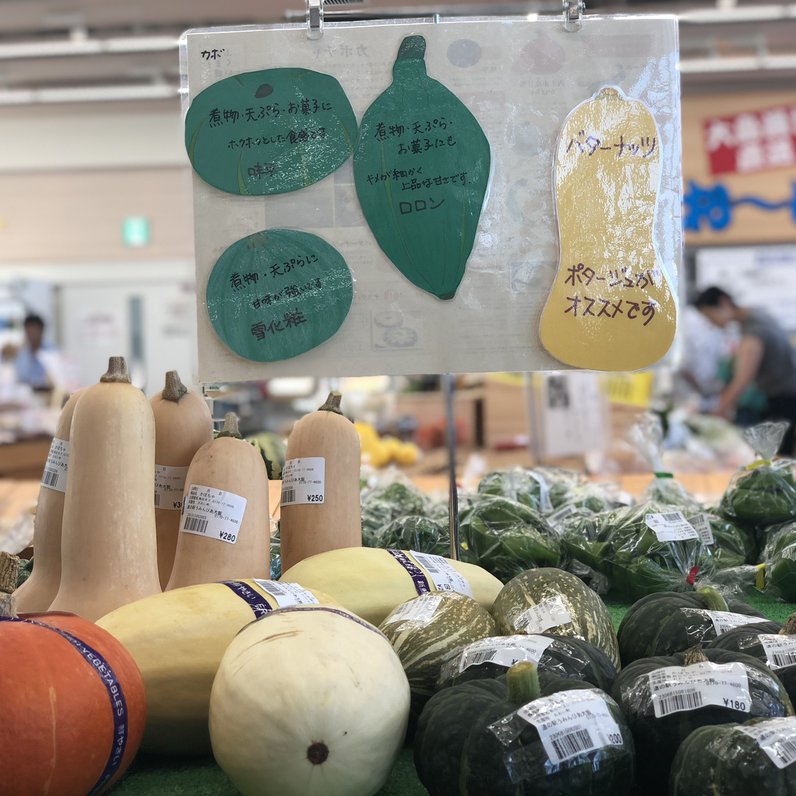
(186, 69), (358, 196)
(353, 35), (491, 301)
(206, 229), (354, 362)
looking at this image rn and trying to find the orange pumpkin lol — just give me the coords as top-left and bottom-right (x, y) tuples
(0, 611), (147, 795)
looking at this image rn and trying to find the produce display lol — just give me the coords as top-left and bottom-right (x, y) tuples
(209, 605), (410, 796)
(612, 646), (794, 795)
(762, 521), (796, 602)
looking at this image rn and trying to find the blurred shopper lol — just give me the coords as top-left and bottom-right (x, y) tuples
(695, 286), (796, 455)
(14, 313), (54, 391)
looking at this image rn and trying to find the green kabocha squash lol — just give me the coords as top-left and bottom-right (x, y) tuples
(379, 591), (496, 732)
(670, 717), (796, 795)
(709, 615), (796, 706)
(611, 646), (793, 796)
(617, 587), (764, 665)
(437, 633), (618, 694)
(491, 568), (620, 669)
(416, 662), (634, 796)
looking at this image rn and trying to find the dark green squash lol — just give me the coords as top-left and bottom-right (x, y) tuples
(709, 614), (796, 707)
(437, 634), (618, 694)
(416, 663), (634, 796)
(670, 718), (796, 795)
(611, 646), (793, 796)
(491, 568), (620, 669)
(617, 587), (765, 665)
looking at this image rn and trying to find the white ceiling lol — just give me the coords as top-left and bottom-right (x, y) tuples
(0, 0), (793, 104)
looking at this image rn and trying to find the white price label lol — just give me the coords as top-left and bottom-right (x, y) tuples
(688, 513), (715, 545)
(180, 484), (247, 545)
(739, 718), (796, 769)
(514, 595), (573, 634)
(384, 594), (443, 625)
(409, 550), (473, 597)
(41, 437), (69, 492)
(644, 511), (699, 542)
(759, 634), (796, 670)
(648, 661), (751, 718)
(154, 464), (188, 511)
(253, 579), (318, 608)
(281, 457), (325, 506)
(515, 689), (624, 764)
(695, 609), (759, 636)
(458, 635), (555, 672)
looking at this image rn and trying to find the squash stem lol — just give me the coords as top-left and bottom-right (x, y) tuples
(696, 586), (728, 613)
(217, 412), (242, 439)
(162, 370), (188, 402)
(318, 391), (344, 415)
(506, 662), (541, 706)
(781, 613), (796, 636)
(0, 551), (20, 618)
(683, 645), (709, 666)
(100, 356), (131, 384)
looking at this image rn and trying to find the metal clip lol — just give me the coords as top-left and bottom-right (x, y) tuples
(307, 0), (324, 40)
(563, 0), (585, 31)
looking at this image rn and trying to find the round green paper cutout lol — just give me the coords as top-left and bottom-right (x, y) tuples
(206, 229), (354, 362)
(186, 68), (358, 196)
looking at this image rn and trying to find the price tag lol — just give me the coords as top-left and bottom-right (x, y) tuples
(739, 718), (796, 769)
(648, 661), (751, 718)
(759, 635), (796, 670)
(383, 594), (443, 625)
(514, 689), (624, 764)
(694, 609), (758, 636)
(180, 484), (247, 545)
(644, 511), (699, 542)
(41, 437), (69, 493)
(253, 580), (318, 608)
(514, 596), (573, 633)
(409, 550), (473, 597)
(281, 457), (325, 506)
(457, 635), (555, 672)
(688, 513), (715, 545)
(155, 464), (189, 511)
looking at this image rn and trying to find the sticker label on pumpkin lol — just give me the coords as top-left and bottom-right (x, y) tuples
(687, 513), (715, 545)
(694, 610), (758, 636)
(384, 594), (443, 625)
(759, 634), (796, 670)
(409, 550), (473, 597)
(253, 579), (318, 608)
(514, 689), (624, 765)
(457, 635), (555, 672)
(648, 661), (751, 718)
(514, 596), (573, 634)
(280, 457), (325, 506)
(739, 717), (796, 769)
(41, 437), (69, 492)
(154, 464), (189, 511)
(180, 484), (247, 545)
(644, 511), (699, 542)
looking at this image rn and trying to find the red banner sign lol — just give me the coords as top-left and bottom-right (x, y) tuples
(703, 104), (796, 176)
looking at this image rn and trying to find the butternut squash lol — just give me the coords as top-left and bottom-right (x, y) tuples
(12, 389), (83, 612)
(150, 370), (214, 588)
(280, 392), (361, 572)
(166, 413), (270, 589)
(49, 356), (161, 621)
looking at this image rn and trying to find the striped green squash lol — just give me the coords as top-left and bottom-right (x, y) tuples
(379, 592), (496, 729)
(491, 568), (621, 669)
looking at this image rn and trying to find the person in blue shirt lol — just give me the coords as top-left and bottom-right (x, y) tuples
(14, 314), (52, 390)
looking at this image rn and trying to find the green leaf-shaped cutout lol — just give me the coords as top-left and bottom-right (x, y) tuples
(206, 229), (353, 362)
(354, 35), (491, 301)
(186, 69), (358, 196)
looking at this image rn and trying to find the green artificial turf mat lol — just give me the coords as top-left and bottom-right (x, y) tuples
(111, 596), (794, 795)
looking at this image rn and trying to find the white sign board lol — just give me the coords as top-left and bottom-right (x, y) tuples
(181, 16), (681, 381)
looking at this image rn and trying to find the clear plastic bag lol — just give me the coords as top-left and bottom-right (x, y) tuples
(760, 520), (796, 602)
(368, 514), (450, 557)
(720, 422), (796, 529)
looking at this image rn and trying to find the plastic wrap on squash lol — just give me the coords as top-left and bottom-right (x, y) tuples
(458, 495), (561, 583)
(719, 422), (796, 529)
